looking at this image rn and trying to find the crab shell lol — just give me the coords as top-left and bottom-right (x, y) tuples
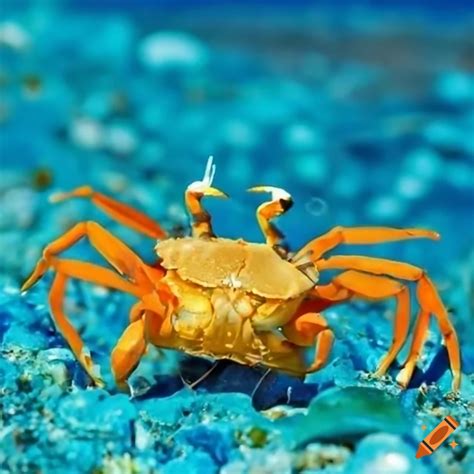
(152, 237), (318, 373)
(155, 237), (316, 299)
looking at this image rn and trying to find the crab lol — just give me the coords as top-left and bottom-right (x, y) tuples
(21, 157), (461, 393)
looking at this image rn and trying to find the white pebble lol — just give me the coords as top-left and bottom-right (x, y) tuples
(70, 117), (104, 149)
(0, 21), (30, 50)
(283, 123), (321, 151)
(367, 195), (405, 219)
(139, 31), (208, 69)
(104, 125), (137, 155)
(395, 175), (428, 199)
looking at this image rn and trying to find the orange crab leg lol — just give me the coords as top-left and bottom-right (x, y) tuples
(314, 271), (411, 377)
(51, 264), (172, 389)
(317, 255), (424, 279)
(47, 258), (154, 385)
(293, 226), (439, 263)
(50, 186), (167, 239)
(396, 310), (431, 389)
(129, 301), (146, 322)
(396, 277), (460, 389)
(112, 291), (177, 392)
(283, 313), (334, 372)
(111, 316), (148, 392)
(315, 255), (461, 391)
(247, 186), (293, 248)
(49, 272), (105, 386)
(21, 220), (176, 389)
(21, 221), (155, 292)
(49, 258), (146, 298)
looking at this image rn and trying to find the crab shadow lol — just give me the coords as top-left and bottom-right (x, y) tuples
(133, 346), (452, 410)
(135, 358), (324, 410)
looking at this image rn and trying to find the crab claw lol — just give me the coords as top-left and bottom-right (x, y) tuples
(202, 186), (229, 198)
(247, 186), (292, 202)
(186, 156), (229, 198)
(247, 185), (272, 193)
(187, 183), (228, 198)
(247, 186), (293, 248)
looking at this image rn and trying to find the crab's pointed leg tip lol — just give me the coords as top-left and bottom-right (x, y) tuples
(20, 278), (34, 293)
(396, 376), (409, 389)
(423, 230), (440, 240)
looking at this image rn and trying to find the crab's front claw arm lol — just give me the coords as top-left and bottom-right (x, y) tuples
(185, 156), (229, 238)
(247, 185), (293, 248)
(283, 313), (335, 373)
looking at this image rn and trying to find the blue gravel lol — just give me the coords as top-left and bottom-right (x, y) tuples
(1, 3), (473, 474)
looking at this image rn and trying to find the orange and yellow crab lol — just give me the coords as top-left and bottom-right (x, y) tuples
(21, 157), (461, 392)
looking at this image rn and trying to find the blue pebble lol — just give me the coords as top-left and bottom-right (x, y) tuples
(3, 324), (49, 350)
(346, 433), (436, 474)
(176, 425), (232, 466)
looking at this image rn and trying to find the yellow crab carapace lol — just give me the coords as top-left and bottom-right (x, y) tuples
(22, 157), (461, 392)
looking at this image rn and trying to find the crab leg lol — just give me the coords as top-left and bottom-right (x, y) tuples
(316, 255), (461, 391)
(50, 186), (166, 239)
(49, 272), (105, 386)
(283, 313), (335, 372)
(112, 290), (178, 392)
(111, 317), (148, 392)
(48, 258), (146, 297)
(128, 292), (176, 339)
(314, 271), (411, 377)
(293, 226), (439, 263)
(54, 263), (173, 390)
(46, 258), (152, 385)
(396, 276), (458, 389)
(396, 310), (431, 389)
(247, 186), (293, 248)
(21, 221), (156, 292)
(40, 257), (172, 388)
(20, 221), (176, 388)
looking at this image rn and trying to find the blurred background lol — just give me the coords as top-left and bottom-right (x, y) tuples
(1, 2), (473, 473)
(1, 1), (473, 283)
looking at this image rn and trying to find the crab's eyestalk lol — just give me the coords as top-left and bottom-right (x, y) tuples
(186, 156), (228, 238)
(247, 185), (293, 250)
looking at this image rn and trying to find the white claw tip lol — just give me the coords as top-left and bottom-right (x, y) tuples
(187, 155), (217, 192)
(203, 155), (216, 186)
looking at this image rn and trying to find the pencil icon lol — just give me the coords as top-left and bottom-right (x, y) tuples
(416, 415), (459, 458)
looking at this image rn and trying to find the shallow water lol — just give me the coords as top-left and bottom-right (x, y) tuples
(0, 3), (473, 474)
